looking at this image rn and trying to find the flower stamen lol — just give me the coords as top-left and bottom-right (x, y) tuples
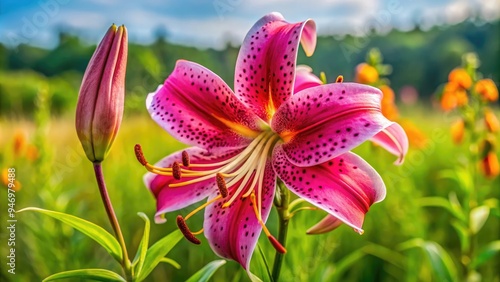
(182, 151), (190, 167)
(176, 215), (201, 245)
(216, 173), (228, 198)
(336, 75), (344, 83)
(172, 162), (182, 180)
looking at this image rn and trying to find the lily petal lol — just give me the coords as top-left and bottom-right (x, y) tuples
(234, 12), (316, 122)
(273, 83), (391, 166)
(273, 145), (385, 233)
(371, 122), (409, 165)
(294, 65), (323, 93)
(204, 161), (276, 270)
(147, 60), (263, 152)
(306, 214), (343, 234)
(144, 147), (241, 223)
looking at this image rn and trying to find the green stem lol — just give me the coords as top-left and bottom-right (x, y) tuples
(93, 163), (132, 281)
(272, 182), (290, 282)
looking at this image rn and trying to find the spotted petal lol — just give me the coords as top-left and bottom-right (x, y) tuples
(371, 122), (409, 165)
(272, 83), (391, 166)
(147, 60), (263, 152)
(234, 12), (316, 122)
(144, 147), (241, 223)
(203, 161), (276, 271)
(273, 145), (385, 233)
(294, 65), (323, 93)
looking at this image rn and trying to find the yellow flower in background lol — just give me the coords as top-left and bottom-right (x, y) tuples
(355, 63), (379, 84)
(13, 131), (26, 157)
(448, 68), (472, 89)
(475, 78), (498, 102)
(450, 119), (465, 144)
(484, 109), (499, 133)
(481, 152), (499, 179)
(1, 168), (21, 191)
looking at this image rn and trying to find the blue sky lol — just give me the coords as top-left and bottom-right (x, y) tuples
(0, 0), (498, 49)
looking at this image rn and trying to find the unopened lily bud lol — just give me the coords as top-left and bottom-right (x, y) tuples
(484, 108), (499, 133)
(450, 119), (465, 144)
(76, 24), (128, 163)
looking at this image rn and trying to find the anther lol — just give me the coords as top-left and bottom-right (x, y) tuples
(134, 144), (148, 166)
(335, 75), (344, 83)
(181, 151), (190, 167)
(268, 235), (287, 254)
(172, 162), (182, 180)
(216, 173), (228, 198)
(176, 215), (201, 245)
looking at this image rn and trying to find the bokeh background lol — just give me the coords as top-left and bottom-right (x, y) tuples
(0, 0), (499, 281)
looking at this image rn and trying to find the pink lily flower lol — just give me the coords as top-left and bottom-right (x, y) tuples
(137, 12), (408, 277)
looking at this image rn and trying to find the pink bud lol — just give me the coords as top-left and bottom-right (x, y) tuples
(76, 24), (128, 163)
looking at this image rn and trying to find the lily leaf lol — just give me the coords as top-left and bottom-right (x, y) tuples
(417, 197), (465, 222)
(43, 269), (125, 282)
(470, 240), (500, 269)
(470, 206), (490, 234)
(398, 239), (458, 282)
(450, 220), (469, 253)
(136, 229), (183, 281)
(159, 257), (181, 269)
(18, 207), (122, 262)
(327, 248), (367, 281)
(185, 260), (226, 282)
(132, 212), (151, 278)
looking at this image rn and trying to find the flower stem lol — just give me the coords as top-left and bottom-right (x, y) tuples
(93, 162), (132, 280)
(272, 181), (290, 282)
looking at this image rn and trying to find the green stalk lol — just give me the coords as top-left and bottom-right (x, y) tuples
(93, 162), (132, 281)
(272, 181), (290, 282)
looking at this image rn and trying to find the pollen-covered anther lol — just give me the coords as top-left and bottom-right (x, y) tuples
(176, 215), (201, 245)
(268, 235), (287, 254)
(134, 144), (148, 166)
(172, 162), (182, 180)
(216, 173), (228, 198)
(181, 151), (190, 167)
(335, 75), (344, 83)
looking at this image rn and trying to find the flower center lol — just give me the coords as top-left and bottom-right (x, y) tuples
(135, 130), (286, 252)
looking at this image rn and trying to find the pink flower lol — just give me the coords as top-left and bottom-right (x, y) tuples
(138, 13), (408, 276)
(76, 24), (128, 163)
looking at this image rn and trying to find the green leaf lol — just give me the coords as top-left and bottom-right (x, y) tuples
(327, 249), (367, 281)
(43, 269), (125, 282)
(137, 229), (183, 281)
(417, 197), (466, 221)
(451, 220), (470, 253)
(185, 260), (226, 282)
(132, 212), (151, 278)
(18, 207), (122, 262)
(398, 239), (458, 282)
(470, 240), (500, 269)
(470, 206), (490, 234)
(159, 257), (181, 269)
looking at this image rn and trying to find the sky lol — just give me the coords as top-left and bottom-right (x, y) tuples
(0, 0), (498, 49)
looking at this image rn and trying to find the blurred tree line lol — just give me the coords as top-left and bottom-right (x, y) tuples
(0, 20), (498, 117)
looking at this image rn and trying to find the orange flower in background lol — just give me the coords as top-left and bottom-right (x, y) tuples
(481, 152), (500, 179)
(26, 144), (39, 162)
(355, 63), (379, 84)
(1, 168), (21, 191)
(440, 82), (468, 111)
(450, 119), (465, 144)
(379, 85), (399, 120)
(399, 120), (428, 149)
(484, 109), (499, 133)
(13, 131), (27, 157)
(448, 68), (472, 89)
(475, 79), (498, 102)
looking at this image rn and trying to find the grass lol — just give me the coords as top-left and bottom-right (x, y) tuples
(1, 106), (499, 282)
